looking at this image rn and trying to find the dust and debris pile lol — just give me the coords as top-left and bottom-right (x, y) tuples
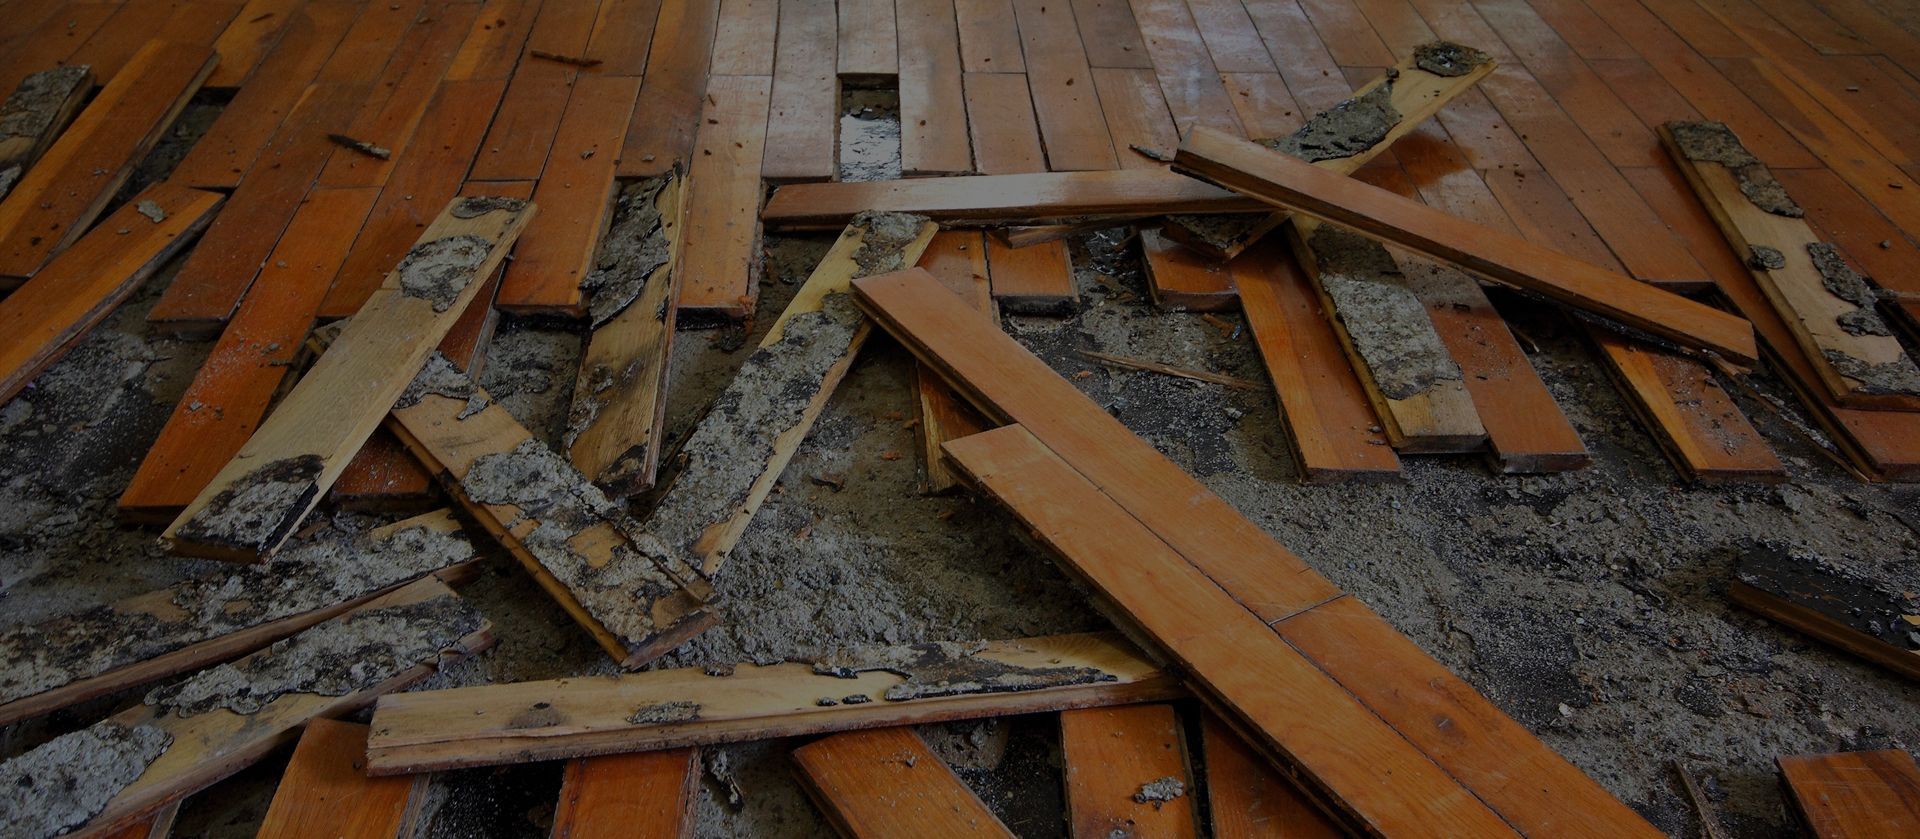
(1132, 776), (1186, 805)
(1264, 76), (1402, 163)
(1413, 41), (1490, 77)
(1807, 243), (1895, 338)
(395, 351), (491, 418)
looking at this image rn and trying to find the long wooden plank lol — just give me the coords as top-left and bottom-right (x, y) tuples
(711, 0), (777, 74)
(586, 0), (666, 75)
(1228, 238), (1401, 481)
(794, 727), (1015, 839)
(206, 0), (305, 88)
(446, 0), (544, 82)
(898, 0), (974, 174)
(120, 187), (380, 521)
(552, 750), (699, 839)
(762, 169), (1266, 229)
(839, 0), (898, 75)
(0, 511), (475, 727)
(367, 632), (1181, 772)
(0, 66), (94, 200)
(1060, 704), (1198, 838)
(955, 0), (1025, 72)
(1729, 547), (1920, 680)
(963, 73), (1045, 175)
(0, 184), (219, 401)
(1090, 66), (1180, 166)
(1772, 168), (1920, 308)
(497, 74), (642, 315)
(1188, 0), (1282, 72)
(1172, 126), (1760, 364)
(1201, 714), (1344, 838)
(1072, 0), (1153, 68)
(617, 0), (721, 177)
(164, 197), (534, 561)
(256, 720), (425, 839)
(0, 41), (213, 281)
(676, 73), (770, 317)
(470, 0), (602, 182)
(314, 3), (482, 189)
(914, 231), (996, 493)
(1127, 0), (1244, 135)
(0, 577), (490, 839)
(763, 0), (839, 182)
(1778, 750), (1920, 837)
(1013, 0), (1119, 170)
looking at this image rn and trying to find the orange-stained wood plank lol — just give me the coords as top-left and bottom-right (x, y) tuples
(0, 41), (215, 281)
(0, 4), (117, 97)
(987, 236), (1076, 315)
(955, 0), (1023, 72)
(1777, 750), (1920, 838)
(0, 185), (221, 405)
(1127, 0), (1244, 135)
(1014, 0), (1119, 171)
(764, 0), (839, 182)
(67, 0), (244, 85)
(498, 75), (642, 315)
(1060, 704), (1199, 839)
(914, 230), (995, 493)
(839, 0), (898, 75)
(1091, 66), (1180, 166)
(207, 0), (307, 88)
(551, 749), (700, 839)
(257, 720), (422, 839)
(1201, 714), (1345, 838)
(619, 0), (721, 176)
(899, 0), (974, 174)
(1141, 229), (1234, 311)
(470, 0), (603, 182)
(446, 0), (544, 82)
(963, 74), (1045, 175)
(1772, 168), (1920, 300)
(316, 3), (484, 188)
(321, 0), (422, 83)
(793, 727), (1015, 839)
(586, 0), (666, 75)
(121, 187), (381, 522)
(677, 74), (771, 317)
(711, 0), (777, 74)
(1472, 0), (1662, 169)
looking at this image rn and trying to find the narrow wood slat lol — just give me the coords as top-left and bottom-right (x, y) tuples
(793, 727), (1015, 839)
(963, 73), (1046, 175)
(470, 0), (603, 182)
(1472, 0), (1662, 169)
(1779, 750), (1920, 838)
(1772, 168), (1920, 302)
(677, 73), (771, 317)
(0, 41), (214, 281)
(763, 0), (839, 182)
(1060, 704), (1198, 839)
(1522, 0), (1637, 60)
(1091, 66), (1180, 166)
(899, 0), (974, 174)
(1070, 0), (1152, 68)
(762, 169), (1265, 228)
(1200, 714), (1344, 838)
(257, 720), (423, 839)
(711, 0), (777, 75)
(0, 4), (117, 97)
(315, 4), (484, 189)
(1141, 229), (1235, 311)
(1013, 0), (1119, 170)
(206, 0), (306, 87)
(67, 0), (242, 85)
(618, 0), (721, 176)
(1296, 0), (1394, 68)
(915, 229), (995, 493)
(323, 0), (426, 83)
(586, 0), (667, 75)
(446, 0), (545, 82)
(552, 750), (700, 839)
(0, 185), (220, 405)
(955, 0), (1024, 72)
(1184, 0), (1279, 72)
(1126, 0), (1244, 135)
(986, 236), (1077, 315)
(839, 0), (898, 75)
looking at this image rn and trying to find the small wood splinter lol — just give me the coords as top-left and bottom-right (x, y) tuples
(326, 133), (391, 160)
(531, 49), (604, 68)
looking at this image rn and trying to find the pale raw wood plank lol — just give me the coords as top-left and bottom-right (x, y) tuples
(954, 0), (1023, 72)
(1778, 750), (1920, 838)
(711, 0), (776, 75)
(1060, 704), (1198, 838)
(839, 0), (897, 75)
(898, 0), (974, 174)
(552, 750), (700, 839)
(764, 0), (839, 182)
(1090, 66), (1179, 167)
(1013, 0), (1118, 170)
(794, 727), (1015, 838)
(256, 720), (425, 839)
(1126, 0), (1243, 135)
(677, 74), (771, 317)
(763, 169), (1265, 229)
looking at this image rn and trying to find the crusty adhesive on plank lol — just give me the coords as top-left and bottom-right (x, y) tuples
(397, 234), (494, 312)
(1667, 121), (1803, 218)
(1308, 225), (1463, 401)
(579, 174), (673, 327)
(0, 721), (171, 837)
(812, 639), (1118, 701)
(169, 454), (326, 555)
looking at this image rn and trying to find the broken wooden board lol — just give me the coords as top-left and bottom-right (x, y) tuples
(1287, 217), (1488, 453)
(0, 577), (491, 839)
(366, 632), (1179, 773)
(1141, 229), (1237, 312)
(1200, 714), (1344, 838)
(1729, 546), (1920, 681)
(0, 511), (477, 728)
(568, 173), (686, 496)
(0, 41), (214, 281)
(913, 230), (995, 493)
(677, 73), (772, 318)
(643, 214), (936, 575)
(1161, 43), (1499, 263)
(761, 169), (1268, 230)
(1172, 126), (1761, 365)
(1661, 121), (1920, 410)
(1060, 704), (1199, 838)
(1227, 239), (1400, 482)
(1777, 749), (1920, 838)
(0, 65), (93, 202)
(385, 354), (717, 668)
(163, 197), (533, 562)
(794, 727), (1015, 838)
(551, 750), (700, 839)
(256, 720), (427, 839)
(0, 183), (221, 404)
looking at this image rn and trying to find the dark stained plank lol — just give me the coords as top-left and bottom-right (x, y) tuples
(1778, 750), (1920, 837)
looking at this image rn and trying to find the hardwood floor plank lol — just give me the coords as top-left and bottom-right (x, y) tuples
(1186, 0), (1280, 72)
(963, 73), (1046, 174)
(1127, 0), (1244, 135)
(763, 169), (1265, 228)
(1219, 72), (1305, 139)
(1471, 0), (1663, 168)
(1071, 0), (1153, 67)
(470, 0), (603, 182)
(1014, 0), (1119, 170)
(316, 4), (482, 188)
(206, 0), (305, 87)
(839, 0), (898, 75)
(1297, 0), (1396, 68)
(1778, 750), (1920, 837)
(257, 720), (423, 839)
(1061, 704), (1199, 839)
(1141, 229), (1235, 311)
(447, 0), (545, 82)
(764, 0), (839, 181)
(0, 3), (117, 98)
(552, 750), (700, 839)
(711, 0), (777, 75)
(1090, 66), (1181, 166)
(794, 728), (1016, 838)
(955, 0), (1026, 72)
(0, 66), (94, 200)
(899, 0), (974, 174)
(914, 230), (995, 493)
(677, 73), (771, 317)
(618, 0), (722, 177)
(587, 0), (667, 75)
(1200, 714), (1344, 838)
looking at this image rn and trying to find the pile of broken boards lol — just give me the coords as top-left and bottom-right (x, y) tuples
(4, 27), (1920, 839)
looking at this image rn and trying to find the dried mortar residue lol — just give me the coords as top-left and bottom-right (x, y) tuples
(626, 699), (701, 725)
(1667, 121), (1804, 218)
(849, 211), (931, 277)
(811, 640), (1117, 701)
(1264, 76), (1401, 163)
(143, 596), (482, 716)
(580, 175), (673, 327)
(0, 720), (171, 837)
(1821, 349), (1920, 397)
(395, 352), (491, 418)
(0, 66), (91, 147)
(1746, 245), (1786, 271)
(1414, 41), (1490, 77)
(1132, 776), (1186, 805)
(397, 234), (493, 312)
(1162, 214), (1266, 255)
(0, 521), (473, 705)
(449, 196), (528, 220)
(134, 200), (166, 224)
(172, 454), (325, 554)
(1309, 226), (1463, 400)
(1807, 243), (1894, 338)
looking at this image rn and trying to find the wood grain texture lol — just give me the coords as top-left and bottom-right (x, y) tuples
(839, 0), (898, 75)
(618, 0), (721, 176)
(793, 727), (1015, 839)
(1090, 66), (1180, 166)
(1141, 229), (1235, 311)
(1126, 0), (1243, 135)
(676, 74), (770, 317)
(955, 0), (1023, 72)
(762, 169), (1265, 228)
(963, 73), (1046, 175)
(469, 0), (601, 182)
(1201, 714), (1344, 838)
(256, 720), (423, 839)
(1071, 0), (1153, 68)
(898, 0), (974, 174)
(711, 0), (777, 74)
(315, 4), (482, 189)
(1013, 0), (1118, 170)
(764, 0), (840, 181)
(1779, 750), (1920, 837)
(586, 0), (666, 75)
(1060, 704), (1198, 839)
(552, 750), (699, 839)
(914, 230), (995, 493)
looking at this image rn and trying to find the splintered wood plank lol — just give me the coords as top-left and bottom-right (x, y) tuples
(940, 425), (1516, 837)
(1126, 0), (1244, 135)
(677, 74), (771, 317)
(1091, 67), (1180, 166)
(498, 74), (642, 315)
(915, 230), (995, 493)
(470, 0), (603, 182)
(955, 0), (1022, 72)
(0, 41), (214, 281)
(257, 720), (425, 839)
(446, 0), (544, 82)
(711, 0), (777, 74)
(1229, 238), (1400, 482)
(164, 198), (534, 562)
(0, 66), (94, 200)
(552, 750), (700, 839)
(1661, 122), (1920, 409)
(1141, 230), (1235, 311)
(898, 0), (974, 174)
(120, 187), (380, 522)
(1201, 714), (1344, 838)
(793, 728), (1016, 839)
(839, 0), (898, 75)
(587, 0), (667, 75)
(1071, 0), (1152, 68)
(170, 6), (360, 189)
(367, 632), (1178, 773)
(762, 169), (1265, 228)
(0, 578), (491, 839)
(1172, 127), (1760, 364)
(1778, 750), (1920, 837)
(148, 82), (370, 334)
(763, 0), (839, 182)
(963, 73), (1046, 175)
(1013, 0), (1119, 170)
(316, 4), (484, 188)
(646, 218), (936, 573)
(569, 174), (686, 495)
(317, 78), (509, 320)
(0, 184), (219, 406)
(1060, 704), (1198, 839)
(1730, 547), (1920, 680)
(206, 0), (306, 87)
(618, 0), (721, 177)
